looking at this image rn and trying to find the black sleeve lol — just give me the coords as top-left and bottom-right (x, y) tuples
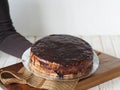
(0, 0), (32, 58)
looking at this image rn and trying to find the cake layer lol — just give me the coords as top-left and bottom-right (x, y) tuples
(29, 52), (93, 79)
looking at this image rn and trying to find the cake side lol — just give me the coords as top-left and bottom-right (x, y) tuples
(29, 52), (93, 79)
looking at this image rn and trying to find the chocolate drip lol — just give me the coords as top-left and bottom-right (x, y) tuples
(54, 70), (64, 79)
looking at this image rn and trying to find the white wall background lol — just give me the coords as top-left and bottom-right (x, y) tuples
(9, 0), (120, 36)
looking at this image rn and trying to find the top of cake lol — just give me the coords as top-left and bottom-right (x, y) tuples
(31, 34), (93, 63)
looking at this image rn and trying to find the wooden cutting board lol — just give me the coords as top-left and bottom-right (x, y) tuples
(0, 51), (120, 90)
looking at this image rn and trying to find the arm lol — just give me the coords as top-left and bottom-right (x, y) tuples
(0, 0), (32, 58)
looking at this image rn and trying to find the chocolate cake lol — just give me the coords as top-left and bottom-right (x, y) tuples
(29, 34), (93, 80)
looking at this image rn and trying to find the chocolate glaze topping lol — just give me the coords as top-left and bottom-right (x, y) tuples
(31, 34), (93, 63)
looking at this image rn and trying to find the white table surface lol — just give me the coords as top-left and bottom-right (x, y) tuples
(0, 35), (120, 90)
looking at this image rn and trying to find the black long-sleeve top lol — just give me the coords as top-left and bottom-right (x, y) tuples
(0, 0), (32, 58)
